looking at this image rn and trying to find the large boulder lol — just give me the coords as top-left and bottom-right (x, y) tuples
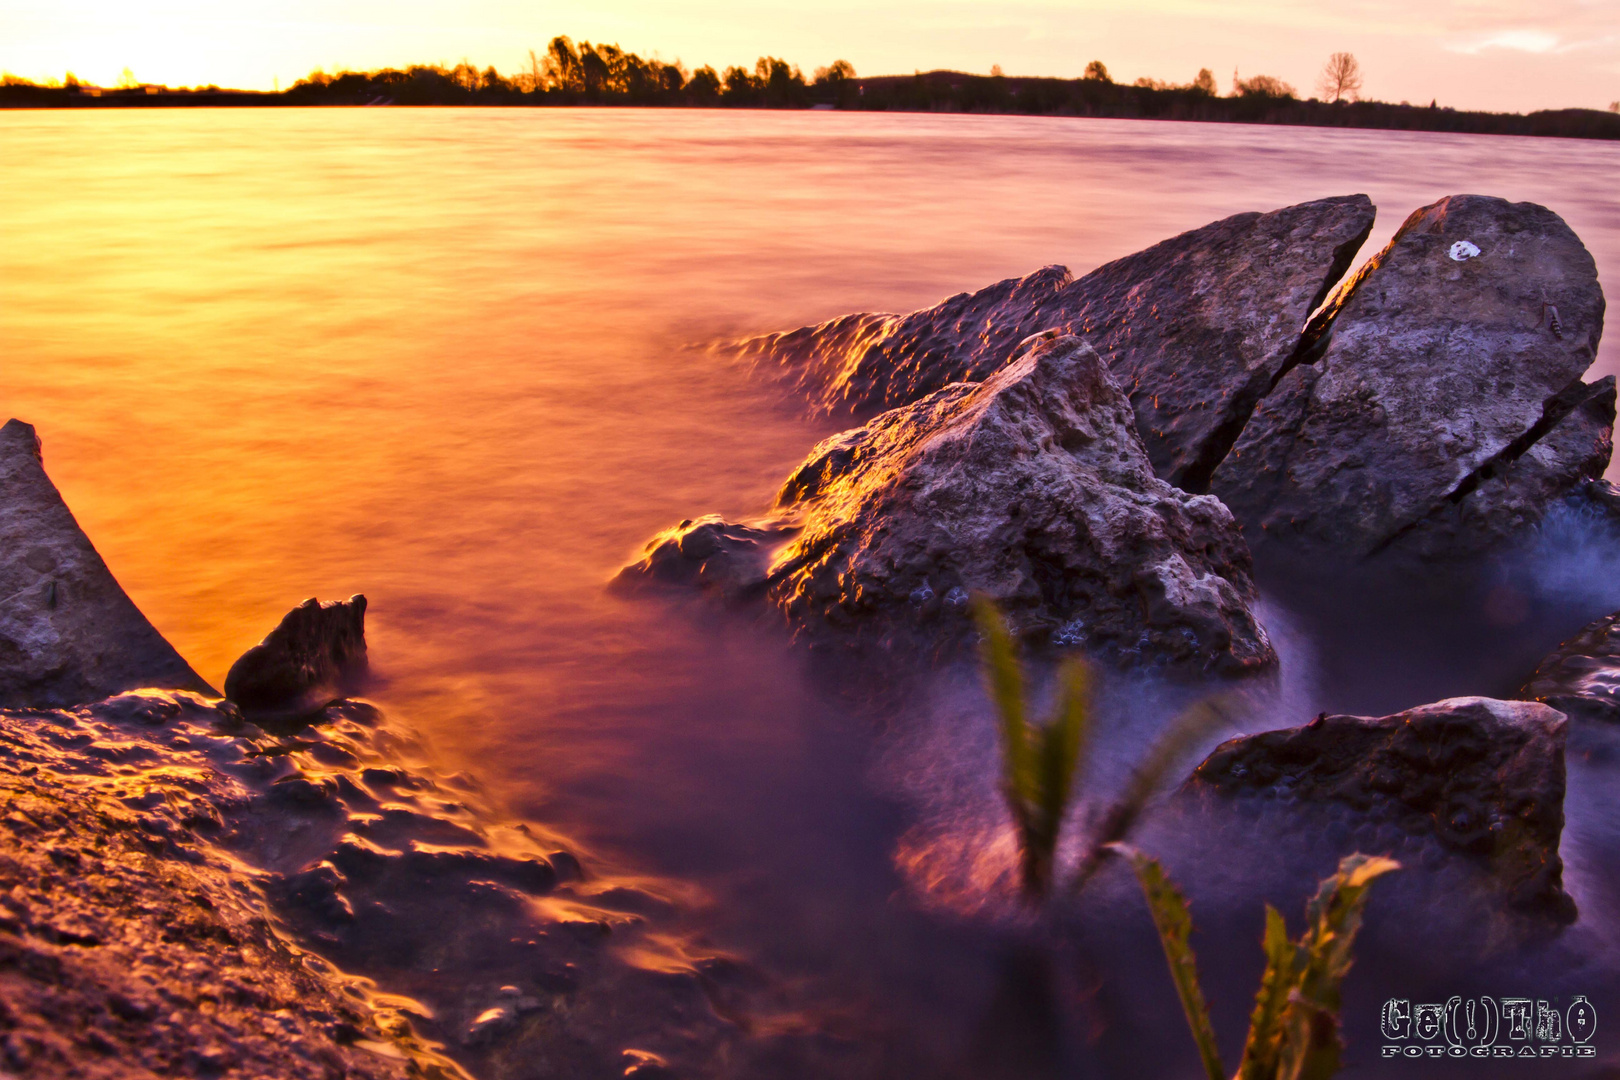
(738, 195), (1376, 491)
(1187, 697), (1574, 923)
(1519, 609), (1620, 723)
(224, 595), (369, 718)
(736, 264), (1072, 420)
(628, 333), (1275, 674)
(1210, 195), (1609, 564)
(0, 418), (212, 708)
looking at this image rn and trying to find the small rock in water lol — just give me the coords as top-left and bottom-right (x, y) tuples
(1519, 609), (1620, 723)
(613, 515), (795, 600)
(224, 595), (369, 720)
(463, 1005), (516, 1047)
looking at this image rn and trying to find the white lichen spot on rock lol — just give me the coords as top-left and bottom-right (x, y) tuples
(1449, 239), (1482, 261)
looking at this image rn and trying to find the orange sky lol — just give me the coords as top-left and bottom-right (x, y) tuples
(3, 0), (1617, 113)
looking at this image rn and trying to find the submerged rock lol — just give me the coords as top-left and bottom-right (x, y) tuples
(613, 514), (795, 600)
(1210, 195), (1609, 564)
(739, 195), (1376, 491)
(765, 332), (1274, 673)
(0, 417), (213, 708)
(224, 595), (369, 719)
(1188, 696), (1574, 924)
(1519, 609), (1620, 723)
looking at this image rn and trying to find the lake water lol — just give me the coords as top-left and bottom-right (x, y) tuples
(5, 108), (1620, 1076)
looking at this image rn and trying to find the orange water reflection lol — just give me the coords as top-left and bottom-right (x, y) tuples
(4, 104), (1618, 911)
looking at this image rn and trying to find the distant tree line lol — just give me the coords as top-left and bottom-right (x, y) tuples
(3, 39), (1617, 141)
(283, 39), (857, 107)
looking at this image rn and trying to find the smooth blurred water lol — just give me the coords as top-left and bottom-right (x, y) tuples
(5, 108), (1620, 1075)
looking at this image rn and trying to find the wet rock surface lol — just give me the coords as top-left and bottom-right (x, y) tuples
(762, 333), (1274, 673)
(224, 596), (369, 719)
(1520, 609), (1620, 723)
(1186, 696), (1575, 924)
(0, 690), (867, 1079)
(737, 195), (1376, 491)
(613, 515), (796, 601)
(1210, 194), (1609, 563)
(0, 698), (446, 1080)
(0, 418), (212, 708)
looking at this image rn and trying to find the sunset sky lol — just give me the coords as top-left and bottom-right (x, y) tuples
(3, 0), (1616, 113)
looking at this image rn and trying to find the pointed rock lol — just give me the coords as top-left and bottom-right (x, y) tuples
(738, 265), (1073, 419)
(1211, 195), (1608, 563)
(1188, 696), (1575, 924)
(764, 333), (1274, 674)
(224, 595), (368, 719)
(0, 418), (211, 708)
(738, 195), (1376, 491)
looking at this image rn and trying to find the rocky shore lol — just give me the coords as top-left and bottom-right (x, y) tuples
(0, 421), (865, 1079)
(627, 191), (1612, 930)
(5, 189), (1616, 1077)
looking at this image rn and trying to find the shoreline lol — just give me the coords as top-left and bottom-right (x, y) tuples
(3, 80), (1616, 142)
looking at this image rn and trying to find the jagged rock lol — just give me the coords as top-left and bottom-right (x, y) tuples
(739, 195), (1376, 490)
(224, 595), (368, 717)
(1211, 195), (1609, 563)
(0, 417), (212, 708)
(762, 332), (1275, 674)
(1519, 610), (1620, 723)
(613, 514), (795, 600)
(1188, 696), (1574, 923)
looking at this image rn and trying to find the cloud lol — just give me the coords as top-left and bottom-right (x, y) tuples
(1446, 28), (1562, 53)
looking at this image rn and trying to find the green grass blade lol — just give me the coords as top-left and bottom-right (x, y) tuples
(1276, 853), (1401, 1080)
(1070, 695), (1234, 893)
(1035, 658), (1090, 841)
(1118, 845), (1226, 1080)
(1235, 904), (1300, 1080)
(1016, 657), (1090, 895)
(972, 594), (1030, 808)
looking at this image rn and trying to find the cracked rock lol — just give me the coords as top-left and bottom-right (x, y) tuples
(736, 194), (1376, 492)
(1210, 194), (1608, 564)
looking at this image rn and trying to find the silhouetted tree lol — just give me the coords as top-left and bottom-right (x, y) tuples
(1083, 59), (1111, 82)
(1318, 52), (1362, 103)
(1234, 73), (1296, 98)
(543, 37), (583, 93)
(722, 65), (757, 103)
(1191, 68), (1217, 95)
(452, 60), (479, 91)
(687, 65), (722, 101)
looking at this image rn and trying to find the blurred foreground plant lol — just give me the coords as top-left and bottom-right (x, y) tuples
(973, 596), (1088, 896)
(971, 597), (1230, 898)
(973, 597), (1398, 1077)
(1117, 847), (1399, 1080)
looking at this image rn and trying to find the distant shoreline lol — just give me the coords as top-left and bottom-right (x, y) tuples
(4, 73), (1617, 142)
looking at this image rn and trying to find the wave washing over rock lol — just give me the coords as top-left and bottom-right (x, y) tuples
(0, 419), (867, 1080)
(627, 192), (1620, 953)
